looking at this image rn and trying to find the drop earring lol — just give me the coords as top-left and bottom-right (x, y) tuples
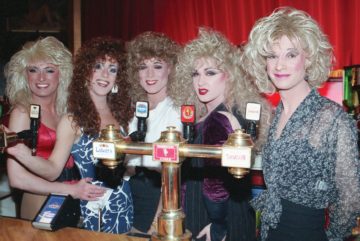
(111, 84), (118, 93)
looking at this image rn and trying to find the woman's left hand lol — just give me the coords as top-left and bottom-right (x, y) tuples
(197, 223), (212, 241)
(70, 177), (107, 200)
(197, 223), (226, 241)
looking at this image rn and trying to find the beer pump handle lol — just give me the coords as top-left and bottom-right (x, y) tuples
(181, 105), (195, 143)
(30, 104), (41, 156)
(0, 104), (40, 153)
(129, 101), (149, 142)
(245, 102), (261, 141)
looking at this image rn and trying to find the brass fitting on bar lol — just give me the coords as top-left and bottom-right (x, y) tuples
(0, 132), (19, 153)
(96, 125), (126, 169)
(223, 129), (254, 178)
(93, 125), (254, 241)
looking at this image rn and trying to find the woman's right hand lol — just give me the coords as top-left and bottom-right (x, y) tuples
(6, 143), (32, 162)
(197, 223), (226, 241)
(197, 223), (212, 241)
(70, 178), (107, 201)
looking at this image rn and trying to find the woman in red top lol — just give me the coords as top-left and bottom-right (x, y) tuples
(5, 36), (105, 220)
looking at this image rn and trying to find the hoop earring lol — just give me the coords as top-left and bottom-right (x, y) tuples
(111, 85), (118, 93)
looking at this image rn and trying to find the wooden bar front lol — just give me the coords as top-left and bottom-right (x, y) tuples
(0, 217), (149, 241)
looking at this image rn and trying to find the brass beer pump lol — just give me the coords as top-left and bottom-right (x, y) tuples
(93, 125), (254, 241)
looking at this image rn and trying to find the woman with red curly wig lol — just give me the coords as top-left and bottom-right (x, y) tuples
(7, 37), (134, 233)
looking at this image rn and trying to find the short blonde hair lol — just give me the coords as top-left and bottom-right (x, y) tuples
(242, 7), (334, 94)
(5, 36), (72, 115)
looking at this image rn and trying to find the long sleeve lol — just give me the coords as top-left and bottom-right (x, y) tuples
(327, 112), (360, 241)
(202, 111), (234, 201)
(201, 110), (236, 241)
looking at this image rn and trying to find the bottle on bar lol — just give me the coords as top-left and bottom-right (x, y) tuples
(343, 67), (355, 117)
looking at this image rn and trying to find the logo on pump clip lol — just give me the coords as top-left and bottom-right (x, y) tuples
(181, 105), (195, 123)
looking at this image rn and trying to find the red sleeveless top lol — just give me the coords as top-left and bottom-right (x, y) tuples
(37, 123), (79, 183)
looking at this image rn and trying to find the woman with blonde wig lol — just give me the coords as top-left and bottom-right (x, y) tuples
(5, 36), (103, 220)
(7, 37), (133, 233)
(173, 28), (271, 241)
(241, 7), (360, 241)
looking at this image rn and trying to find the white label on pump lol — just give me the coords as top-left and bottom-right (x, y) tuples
(221, 146), (251, 168)
(30, 104), (41, 119)
(92, 142), (116, 160)
(245, 102), (261, 121)
(136, 101), (149, 118)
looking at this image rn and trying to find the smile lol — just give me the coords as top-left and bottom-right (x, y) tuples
(146, 80), (157, 85)
(96, 80), (110, 87)
(36, 84), (49, 88)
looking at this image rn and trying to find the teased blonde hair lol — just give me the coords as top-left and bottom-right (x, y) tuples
(242, 7), (334, 94)
(5, 36), (72, 115)
(173, 27), (272, 149)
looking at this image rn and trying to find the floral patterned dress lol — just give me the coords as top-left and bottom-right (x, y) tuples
(252, 89), (360, 241)
(71, 133), (133, 233)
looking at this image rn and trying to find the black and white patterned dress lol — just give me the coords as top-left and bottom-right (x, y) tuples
(252, 89), (360, 241)
(71, 133), (133, 233)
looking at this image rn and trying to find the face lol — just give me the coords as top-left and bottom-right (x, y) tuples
(138, 58), (171, 96)
(26, 61), (60, 98)
(266, 35), (309, 91)
(88, 56), (118, 97)
(192, 57), (228, 111)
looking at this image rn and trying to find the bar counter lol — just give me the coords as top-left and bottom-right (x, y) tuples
(0, 216), (149, 241)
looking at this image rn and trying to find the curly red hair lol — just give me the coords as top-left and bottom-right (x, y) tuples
(68, 37), (132, 135)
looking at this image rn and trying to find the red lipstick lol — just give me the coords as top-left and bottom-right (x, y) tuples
(198, 88), (208, 95)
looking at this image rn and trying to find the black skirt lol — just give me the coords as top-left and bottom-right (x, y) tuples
(130, 167), (161, 232)
(266, 199), (327, 241)
(183, 158), (256, 241)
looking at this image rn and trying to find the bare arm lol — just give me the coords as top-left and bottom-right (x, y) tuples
(6, 107), (105, 200)
(8, 159), (103, 200)
(7, 113), (78, 181)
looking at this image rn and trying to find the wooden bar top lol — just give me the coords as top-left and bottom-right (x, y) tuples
(0, 217), (149, 241)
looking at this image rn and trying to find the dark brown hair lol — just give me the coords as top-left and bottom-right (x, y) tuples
(68, 37), (132, 135)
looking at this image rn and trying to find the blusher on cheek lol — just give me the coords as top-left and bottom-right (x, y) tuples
(294, 57), (306, 72)
(220, 72), (228, 82)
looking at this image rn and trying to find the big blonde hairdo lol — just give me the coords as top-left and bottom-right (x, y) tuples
(241, 7), (334, 94)
(126, 31), (181, 106)
(173, 28), (272, 149)
(5, 36), (72, 115)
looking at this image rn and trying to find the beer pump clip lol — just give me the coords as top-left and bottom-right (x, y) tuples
(29, 104), (40, 155)
(0, 104), (40, 154)
(129, 101), (149, 142)
(245, 102), (261, 140)
(181, 105), (195, 143)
